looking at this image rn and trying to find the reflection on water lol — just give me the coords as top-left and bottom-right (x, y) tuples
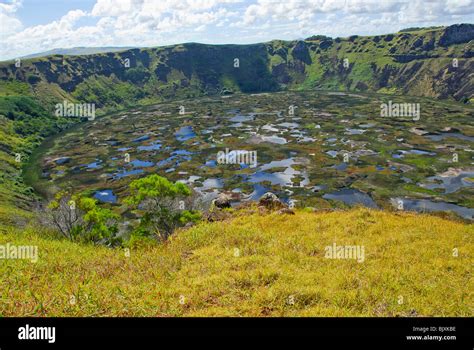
(93, 190), (117, 203)
(262, 124), (279, 132)
(204, 160), (217, 168)
(175, 126), (196, 141)
(297, 136), (316, 143)
(345, 128), (366, 135)
(359, 123), (375, 128)
(230, 114), (254, 123)
(278, 122), (299, 129)
(249, 158), (310, 187)
(323, 189), (378, 208)
(130, 160), (154, 168)
(247, 184), (271, 200)
(86, 160), (102, 169)
(200, 178), (224, 190)
(392, 149), (436, 158)
(137, 142), (161, 151)
(391, 198), (473, 220)
(260, 158), (296, 171)
(420, 171), (474, 194)
(113, 168), (144, 179)
(425, 132), (474, 142)
(261, 135), (288, 144)
(132, 135), (150, 143)
(333, 163), (348, 171)
(249, 171), (293, 186)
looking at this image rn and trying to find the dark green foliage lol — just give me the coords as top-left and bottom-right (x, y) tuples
(0, 96), (71, 137)
(26, 74), (41, 84)
(235, 56), (278, 93)
(306, 35), (331, 41)
(124, 66), (150, 84)
(72, 76), (144, 108)
(0, 95), (76, 222)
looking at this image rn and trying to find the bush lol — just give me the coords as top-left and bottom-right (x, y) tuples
(44, 191), (120, 245)
(124, 175), (201, 240)
(26, 74), (41, 84)
(124, 67), (150, 84)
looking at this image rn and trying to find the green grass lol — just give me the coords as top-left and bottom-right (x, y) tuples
(0, 95), (76, 225)
(0, 115), (32, 224)
(0, 208), (472, 316)
(402, 184), (439, 196)
(0, 80), (32, 97)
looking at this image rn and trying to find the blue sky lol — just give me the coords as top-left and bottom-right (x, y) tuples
(14, 0), (97, 27)
(1, 0), (473, 60)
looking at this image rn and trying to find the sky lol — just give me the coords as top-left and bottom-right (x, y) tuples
(1, 0), (473, 60)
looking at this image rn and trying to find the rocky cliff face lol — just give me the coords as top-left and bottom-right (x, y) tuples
(0, 24), (472, 110)
(439, 23), (474, 47)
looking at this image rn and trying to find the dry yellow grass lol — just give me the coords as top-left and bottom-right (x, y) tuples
(0, 208), (472, 316)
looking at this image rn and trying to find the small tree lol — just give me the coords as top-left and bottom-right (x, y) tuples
(79, 197), (121, 245)
(46, 191), (83, 241)
(45, 191), (120, 245)
(124, 175), (201, 240)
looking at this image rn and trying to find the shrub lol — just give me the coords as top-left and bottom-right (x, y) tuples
(44, 191), (120, 245)
(124, 175), (201, 240)
(124, 67), (150, 84)
(26, 74), (41, 84)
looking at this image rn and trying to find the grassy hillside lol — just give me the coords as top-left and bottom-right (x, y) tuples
(1, 208), (472, 316)
(0, 85), (75, 225)
(0, 24), (472, 114)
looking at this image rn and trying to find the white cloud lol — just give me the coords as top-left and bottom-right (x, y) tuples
(0, 12), (23, 36)
(59, 9), (88, 30)
(0, 0), (22, 13)
(92, 0), (135, 17)
(0, 0), (23, 37)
